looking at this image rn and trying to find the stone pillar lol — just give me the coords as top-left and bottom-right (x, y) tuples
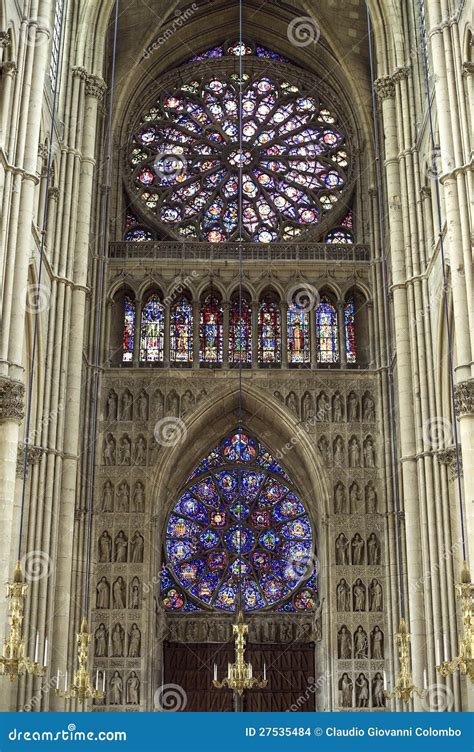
(454, 380), (474, 558)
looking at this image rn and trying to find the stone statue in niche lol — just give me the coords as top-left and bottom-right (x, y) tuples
(196, 388), (207, 403)
(333, 436), (344, 466)
(112, 576), (126, 609)
(354, 626), (368, 658)
(149, 437), (160, 466)
(130, 531), (144, 563)
(127, 671), (140, 704)
(181, 390), (194, 415)
(318, 436), (331, 467)
(106, 390), (118, 421)
(333, 392), (344, 422)
(336, 578), (351, 611)
(316, 392), (330, 421)
(362, 393), (376, 422)
(335, 533), (349, 565)
(134, 436), (147, 465)
(349, 482), (361, 513)
(94, 672), (106, 705)
(130, 577), (141, 609)
(118, 436), (131, 466)
(103, 434), (116, 466)
(339, 674), (353, 708)
(348, 437), (361, 468)
(286, 391), (298, 416)
(121, 390), (133, 421)
(110, 671), (123, 705)
(353, 579), (366, 611)
(372, 673), (385, 707)
(136, 390), (148, 420)
(274, 390), (284, 403)
(154, 389), (164, 419)
(96, 576), (110, 609)
(355, 673), (369, 707)
(347, 392), (359, 422)
(338, 625), (352, 658)
(302, 392), (314, 421)
(367, 533), (381, 565)
(369, 579), (383, 611)
(116, 481), (129, 512)
(371, 626), (384, 659)
(101, 481), (114, 512)
(111, 623), (125, 657)
(334, 483), (347, 514)
(365, 482), (377, 513)
(131, 482), (145, 512)
(114, 531), (128, 562)
(351, 534), (365, 565)
(128, 623), (141, 657)
(94, 623), (108, 657)
(166, 390), (179, 416)
(363, 436), (376, 468)
(98, 531), (112, 562)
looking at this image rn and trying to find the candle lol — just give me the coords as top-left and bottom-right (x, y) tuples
(213, 663), (217, 681)
(64, 671), (68, 691)
(436, 638), (441, 665)
(263, 663), (266, 681)
(102, 672), (105, 692)
(443, 635), (449, 661)
(95, 669), (99, 690)
(423, 669), (427, 689)
(383, 670), (387, 690)
(43, 637), (48, 667)
(34, 632), (39, 663)
(56, 668), (59, 688)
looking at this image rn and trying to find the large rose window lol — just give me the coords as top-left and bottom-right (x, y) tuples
(161, 430), (317, 613)
(128, 55), (351, 243)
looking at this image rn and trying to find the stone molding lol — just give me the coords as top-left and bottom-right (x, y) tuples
(454, 379), (474, 416)
(437, 445), (463, 480)
(0, 378), (25, 424)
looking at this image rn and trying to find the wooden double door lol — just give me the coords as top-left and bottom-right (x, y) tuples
(164, 641), (315, 712)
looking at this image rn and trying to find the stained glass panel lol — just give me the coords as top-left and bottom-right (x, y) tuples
(122, 296), (135, 363)
(316, 299), (339, 363)
(325, 229), (353, 244)
(161, 429), (317, 612)
(170, 294), (193, 363)
(140, 294), (164, 362)
(344, 296), (356, 363)
(229, 295), (252, 365)
(258, 297), (281, 364)
(199, 294), (223, 364)
(287, 305), (310, 364)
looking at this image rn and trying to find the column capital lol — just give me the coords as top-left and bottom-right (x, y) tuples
(48, 186), (60, 201)
(437, 445), (463, 481)
(0, 30), (10, 48)
(1, 60), (17, 76)
(374, 75), (395, 101)
(463, 61), (474, 78)
(16, 443), (44, 478)
(392, 66), (411, 83)
(0, 377), (25, 424)
(72, 66), (88, 81)
(85, 74), (107, 101)
(454, 379), (474, 416)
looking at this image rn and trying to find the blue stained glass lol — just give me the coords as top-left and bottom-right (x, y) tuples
(258, 297), (281, 363)
(344, 296), (356, 364)
(170, 294), (193, 363)
(229, 295), (252, 364)
(140, 294), (164, 362)
(287, 304), (310, 364)
(162, 430), (316, 612)
(316, 299), (339, 363)
(160, 566), (174, 591)
(122, 296), (135, 363)
(200, 294), (223, 364)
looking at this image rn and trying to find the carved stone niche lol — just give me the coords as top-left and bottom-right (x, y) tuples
(164, 613), (323, 645)
(0, 378), (25, 423)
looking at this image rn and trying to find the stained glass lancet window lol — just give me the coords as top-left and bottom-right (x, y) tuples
(316, 298), (339, 363)
(344, 296), (356, 363)
(229, 293), (252, 365)
(140, 294), (164, 362)
(287, 305), (310, 365)
(170, 294), (193, 364)
(122, 295), (135, 363)
(258, 296), (281, 364)
(199, 294), (223, 364)
(161, 429), (317, 612)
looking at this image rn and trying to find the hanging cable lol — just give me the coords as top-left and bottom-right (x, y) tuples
(365, 4), (406, 619)
(416, 0), (466, 559)
(236, 0), (244, 617)
(82, 0), (121, 615)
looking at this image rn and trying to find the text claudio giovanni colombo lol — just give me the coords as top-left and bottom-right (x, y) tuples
(244, 726), (462, 738)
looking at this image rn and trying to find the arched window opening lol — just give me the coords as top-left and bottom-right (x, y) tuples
(199, 293), (223, 365)
(170, 293), (193, 364)
(316, 297), (339, 364)
(229, 292), (252, 366)
(122, 295), (135, 364)
(258, 294), (281, 365)
(287, 304), (310, 365)
(160, 429), (317, 613)
(344, 296), (357, 363)
(140, 294), (164, 363)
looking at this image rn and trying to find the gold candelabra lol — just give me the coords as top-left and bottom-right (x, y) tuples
(437, 561), (474, 681)
(56, 617), (105, 704)
(213, 611), (268, 695)
(385, 618), (424, 703)
(0, 562), (46, 681)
